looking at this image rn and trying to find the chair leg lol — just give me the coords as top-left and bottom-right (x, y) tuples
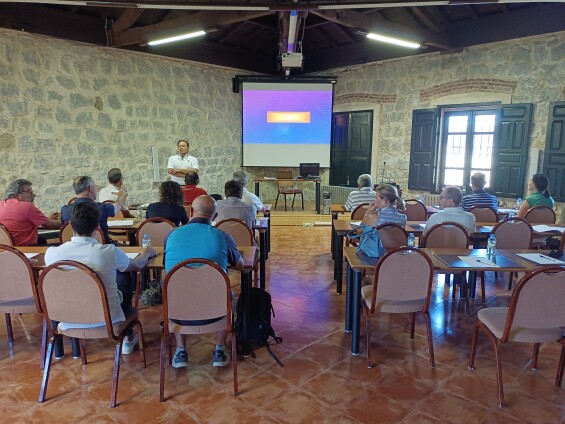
(493, 339), (505, 407)
(301, 192), (304, 210)
(274, 193), (280, 210)
(232, 331), (239, 396)
(291, 194), (296, 209)
(480, 272), (486, 304)
(5, 313), (13, 346)
(168, 333), (173, 366)
(284, 194), (288, 211)
(507, 272), (514, 291)
(424, 312), (435, 368)
(110, 340), (123, 408)
(159, 333), (167, 402)
(80, 339), (87, 365)
(409, 313), (416, 340)
(40, 318), (47, 370)
(531, 343), (540, 370)
(364, 307), (373, 369)
(137, 322), (147, 368)
(556, 344), (565, 387)
(468, 323), (480, 370)
(39, 335), (56, 403)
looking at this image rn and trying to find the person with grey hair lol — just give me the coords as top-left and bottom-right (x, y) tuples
(0, 179), (61, 245)
(424, 186), (476, 235)
(233, 170), (265, 212)
(344, 174), (377, 211)
(99, 168), (135, 218)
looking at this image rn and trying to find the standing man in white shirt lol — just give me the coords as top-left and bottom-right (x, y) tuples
(167, 140), (199, 185)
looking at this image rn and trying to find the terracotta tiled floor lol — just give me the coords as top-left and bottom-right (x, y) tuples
(2, 226), (565, 423)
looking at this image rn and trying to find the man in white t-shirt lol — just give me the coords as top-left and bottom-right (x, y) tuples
(45, 202), (156, 358)
(233, 170), (265, 212)
(98, 168), (134, 217)
(167, 140), (199, 185)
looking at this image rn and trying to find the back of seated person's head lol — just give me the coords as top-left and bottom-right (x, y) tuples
(107, 168), (122, 185)
(73, 176), (95, 195)
(357, 174), (372, 188)
(71, 202), (101, 236)
(209, 193), (222, 201)
(470, 172), (486, 190)
(184, 171), (200, 186)
(224, 180), (243, 199)
(191, 195), (217, 221)
(444, 186), (463, 206)
(233, 170), (248, 186)
(531, 173), (551, 198)
(160, 181), (183, 205)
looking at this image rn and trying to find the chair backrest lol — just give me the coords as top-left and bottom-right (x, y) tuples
(369, 247), (434, 313)
(402, 200), (428, 221)
(502, 266), (565, 342)
(216, 218), (254, 246)
(420, 222), (470, 249)
(67, 197), (77, 205)
(102, 200), (124, 218)
(351, 203), (370, 220)
(523, 205), (556, 224)
(0, 245), (41, 310)
(468, 206), (498, 223)
(38, 261), (115, 337)
(492, 217), (533, 249)
(376, 223), (408, 251)
(560, 232), (565, 250)
(135, 217), (175, 247)
(59, 221), (104, 244)
(0, 223), (14, 246)
(276, 169), (294, 189)
(162, 259), (232, 330)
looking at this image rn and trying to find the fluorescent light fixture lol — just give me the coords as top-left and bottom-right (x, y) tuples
(366, 33), (420, 49)
(148, 30), (206, 46)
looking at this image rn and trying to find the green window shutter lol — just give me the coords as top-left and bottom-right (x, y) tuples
(408, 108), (438, 191)
(492, 104), (533, 198)
(543, 102), (565, 202)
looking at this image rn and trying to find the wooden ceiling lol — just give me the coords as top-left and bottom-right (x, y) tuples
(1, 1), (564, 74)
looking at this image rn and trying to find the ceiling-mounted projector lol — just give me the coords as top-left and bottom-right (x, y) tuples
(281, 52), (303, 68)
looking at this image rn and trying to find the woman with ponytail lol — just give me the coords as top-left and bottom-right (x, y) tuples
(363, 184), (407, 227)
(517, 173), (555, 218)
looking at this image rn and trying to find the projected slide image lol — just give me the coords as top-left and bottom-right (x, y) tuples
(243, 89), (332, 144)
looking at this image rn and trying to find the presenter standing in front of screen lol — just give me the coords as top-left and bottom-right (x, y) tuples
(167, 139), (199, 186)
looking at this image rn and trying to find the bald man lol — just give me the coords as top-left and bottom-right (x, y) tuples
(163, 195), (243, 369)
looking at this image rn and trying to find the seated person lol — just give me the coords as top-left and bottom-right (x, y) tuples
(182, 171), (207, 205)
(216, 180), (257, 230)
(147, 181), (189, 227)
(517, 173), (555, 218)
(344, 174), (376, 211)
(460, 172), (498, 212)
(363, 184), (407, 227)
(98, 168), (135, 218)
(163, 195), (244, 368)
(424, 186), (476, 235)
(233, 170), (265, 212)
(0, 179), (61, 246)
(45, 202), (156, 356)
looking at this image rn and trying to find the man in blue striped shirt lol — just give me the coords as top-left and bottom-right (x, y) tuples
(460, 172), (498, 212)
(344, 174), (376, 211)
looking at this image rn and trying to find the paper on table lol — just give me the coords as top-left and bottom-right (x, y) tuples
(124, 253), (139, 259)
(350, 221), (362, 227)
(457, 256), (500, 268)
(107, 220), (134, 227)
(532, 225), (565, 234)
(24, 253), (39, 259)
(514, 253), (565, 265)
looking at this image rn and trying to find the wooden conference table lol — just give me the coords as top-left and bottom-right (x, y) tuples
(254, 177), (322, 214)
(343, 246), (565, 355)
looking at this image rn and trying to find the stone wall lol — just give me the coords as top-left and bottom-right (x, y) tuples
(0, 29), (243, 213)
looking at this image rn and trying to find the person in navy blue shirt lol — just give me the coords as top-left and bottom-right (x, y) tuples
(461, 172), (498, 212)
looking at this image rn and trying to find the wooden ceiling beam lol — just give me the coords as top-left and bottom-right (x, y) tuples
(111, 9), (144, 34)
(111, 10), (272, 47)
(411, 7), (442, 33)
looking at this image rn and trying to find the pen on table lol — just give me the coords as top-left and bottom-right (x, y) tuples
(539, 254), (559, 262)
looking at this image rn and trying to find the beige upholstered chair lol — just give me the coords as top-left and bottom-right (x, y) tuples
(362, 247), (435, 368)
(492, 217), (533, 289)
(38, 261), (146, 407)
(60, 221), (104, 244)
(468, 206), (498, 223)
(524, 205), (556, 224)
(402, 199), (428, 221)
(0, 223), (14, 246)
(0, 245), (46, 368)
(376, 223), (408, 251)
(274, 169), (303, 211)
(67, 197), (77, 205)
(216, 218), (258, 285)
(469, 265), (565, 407)
(351, 203), (370, 220)
(135, 217), (175, 247)
(160, 259), (237, 401)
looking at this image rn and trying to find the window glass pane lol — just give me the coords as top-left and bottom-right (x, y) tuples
(446, 135), (466, 167)
(471, 170), (491, 188)
(447, 115), (468, 133)
(471, 134), (493, 168)
(474, 114), (495, 133)
(444, 169), (464, 186)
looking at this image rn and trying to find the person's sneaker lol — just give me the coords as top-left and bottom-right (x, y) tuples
(122, 334), (138, 355)
(172, 349), (188, 369)
(212, 348), (231, 367)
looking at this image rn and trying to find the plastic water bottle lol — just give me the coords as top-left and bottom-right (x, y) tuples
(141, 234), (151, 249)
(418, 195), (425, 205)
(516, 198), (522, 210)
(487, 234), (496, 256)
(137, 205), (143, 219)
(407, 233), (416, 248)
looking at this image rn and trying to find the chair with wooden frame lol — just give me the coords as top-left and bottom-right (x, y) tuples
(159, 259), (237, 401)
(376, 223), (408, 251)
(0, 223), (14, 246)
(351, 203), (370, 220)
(362, 247), (435, 368)
(274, 169), (303, 211)
(523, 205), (556, 224)
(59, 221), (104, 244)
(38, 260), (146, 407)
(468, 206), (498, 223)
(135, 217), (175, 247)
(67, 197), (77, 205)
(216, 218), (259, 286)
(402, 199), (428, 221)
(0, 245), (47, 368)
(469, 265), (565, 407)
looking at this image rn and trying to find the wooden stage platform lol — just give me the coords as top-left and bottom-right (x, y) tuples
(268, 202), (334, 226)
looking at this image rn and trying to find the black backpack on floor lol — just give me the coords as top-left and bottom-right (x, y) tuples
(235, 287), (284, 367)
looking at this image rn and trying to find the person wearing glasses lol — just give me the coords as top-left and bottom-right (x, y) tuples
(0, 179), (61, 245)
(423, 186), (476, 235)
(167, 139), (199, 186)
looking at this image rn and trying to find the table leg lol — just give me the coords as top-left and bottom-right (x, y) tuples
(240, 270), (252, 356)
(259, 231), (267, 290)
(335, 232), (344, 294)
(351, 269), (362, 355)
(265, 213), (270, 256)
(331, 214), (337, 260)
(254, 181), (260, 196)
(315, 181), (321, 214)
(345, 263), (353, 333)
